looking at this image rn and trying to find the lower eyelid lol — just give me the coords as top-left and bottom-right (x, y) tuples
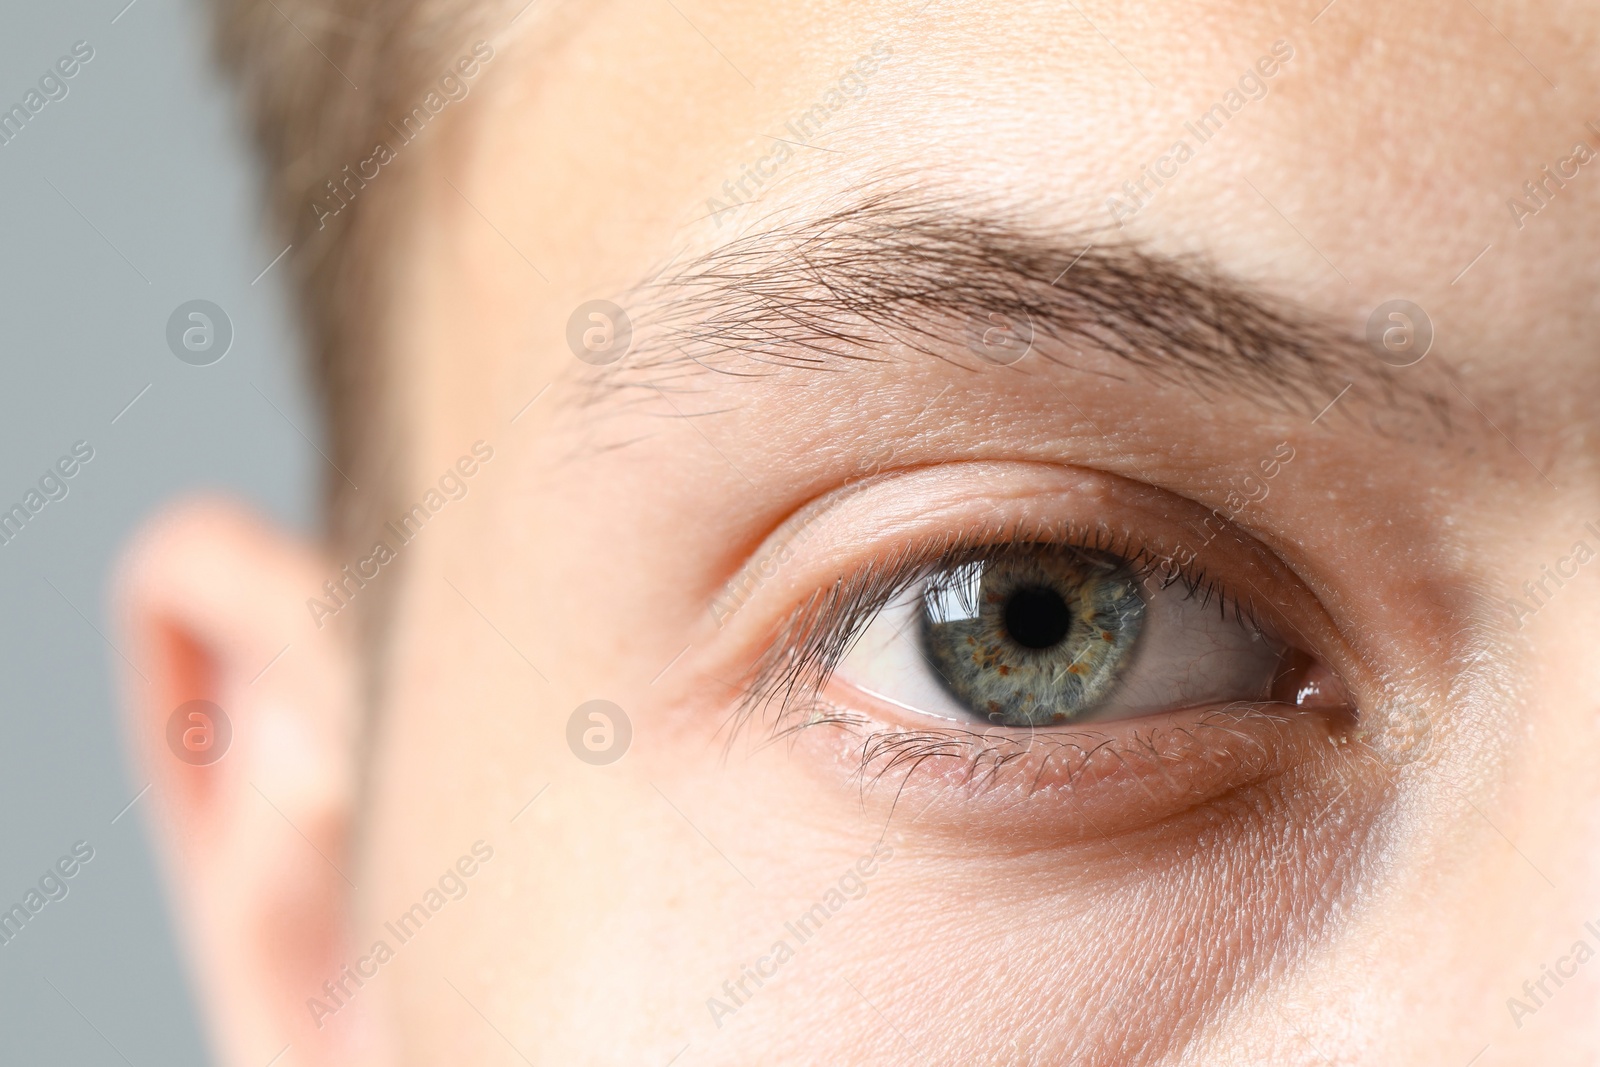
(797, 692), (1353, 844)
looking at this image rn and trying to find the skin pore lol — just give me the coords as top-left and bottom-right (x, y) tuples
(118, 1), (1600, 1065)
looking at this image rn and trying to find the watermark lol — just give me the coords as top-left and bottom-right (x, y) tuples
(307, 840), (495, 1029)
(1364, 300), (1432, 367)
(966, 309), (1035, 366)
(710, 506), (829, 627)
(566, 300), (633, 365)
(1357, 702), (1432, 767)
(166, 300), (233, 365)
(311, 42), (495, 231)
(0, 41), (94, 148)
(166, 700), (231, 766)
(566, 700), (631, 765)
(306, 441), (494, 629)
(1506, 915), (1600, 1029)
(1144, 441), (1296, 590)
(1107, 39), (1296, 227)
(705, 842), (893, 1028)
(1507, 122), (1600, 230)
(0, 440), (95, 548)
(1503, 521), (1600, 630)
(0, 841), (95, 948)
(709, 439), (912, 627)
(705, 41), (894, 228)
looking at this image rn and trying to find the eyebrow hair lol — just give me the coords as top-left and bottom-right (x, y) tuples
(603, 185), (1440, 422)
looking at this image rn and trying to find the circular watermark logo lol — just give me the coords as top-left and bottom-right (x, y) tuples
(1360, 702), (1432, 768)
(966, 309), (1035, 366)
(1365, 300), (1432, 368)
(566, 300), (633, 365)
(855, 441), (896, 478)
(166, 699), (232, 766)
(566, 699), (632, 765)
(166, 300), (233, 366)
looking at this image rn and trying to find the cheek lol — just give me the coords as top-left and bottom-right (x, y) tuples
(471, 728), (1387, 1065)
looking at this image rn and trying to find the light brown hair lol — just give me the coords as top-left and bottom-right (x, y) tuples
(211, 0), (520, 550)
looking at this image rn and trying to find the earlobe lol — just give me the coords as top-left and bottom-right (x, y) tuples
(113, 498), (388, 1067)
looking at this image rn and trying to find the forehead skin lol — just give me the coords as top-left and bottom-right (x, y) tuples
(355, 1), (1600, 1064)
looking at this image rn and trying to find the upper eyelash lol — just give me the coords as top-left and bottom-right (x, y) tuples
(723, 519), (1271, 754)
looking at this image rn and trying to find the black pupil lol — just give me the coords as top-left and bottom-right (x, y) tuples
(1002, 586), (1073, 649)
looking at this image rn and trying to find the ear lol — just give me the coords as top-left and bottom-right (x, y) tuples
(113, 499), (387, 1067)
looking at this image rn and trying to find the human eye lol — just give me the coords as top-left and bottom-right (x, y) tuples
(718, 462), (1361, 835)
(836, 540), (1331, 729)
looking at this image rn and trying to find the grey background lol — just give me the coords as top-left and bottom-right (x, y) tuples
(0, 0), (315, 1061)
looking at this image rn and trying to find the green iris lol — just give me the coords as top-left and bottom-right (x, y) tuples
(918, 546), (1146, 726)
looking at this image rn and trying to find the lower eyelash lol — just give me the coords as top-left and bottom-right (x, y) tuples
(761, 696), (1304, 805)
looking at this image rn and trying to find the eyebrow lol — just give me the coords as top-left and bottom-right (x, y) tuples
(604, 185), (1437, 421)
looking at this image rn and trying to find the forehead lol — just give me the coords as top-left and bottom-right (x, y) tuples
(413, 0), (1600, 428)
